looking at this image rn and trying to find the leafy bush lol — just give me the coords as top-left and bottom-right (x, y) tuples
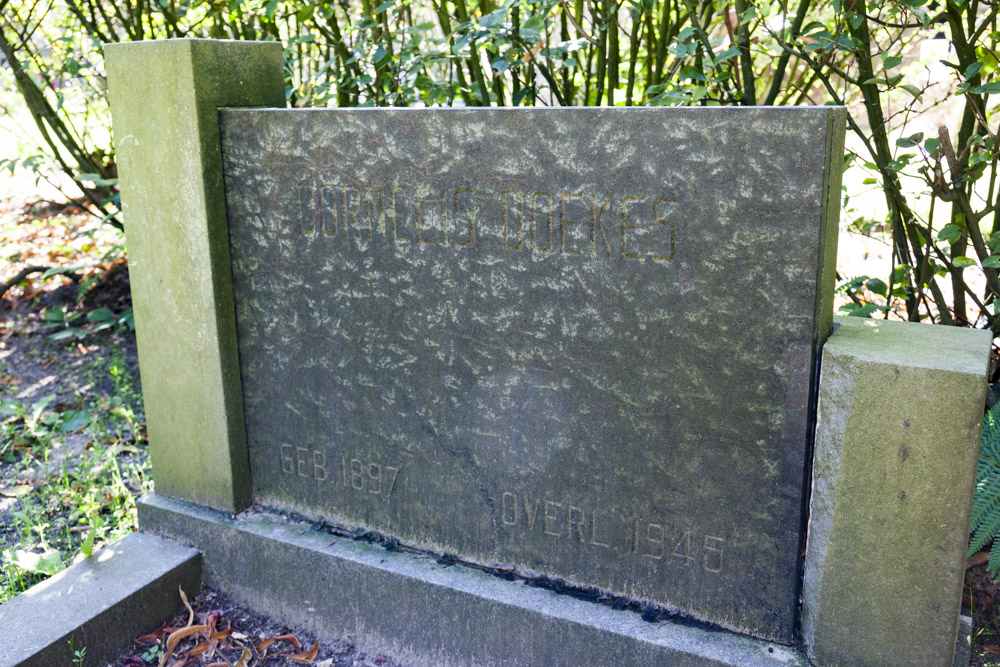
(2, 1), (996, 333)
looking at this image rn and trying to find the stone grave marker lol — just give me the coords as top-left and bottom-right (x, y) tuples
(219, 106), (844, 642)
(99, 39), (989, 667)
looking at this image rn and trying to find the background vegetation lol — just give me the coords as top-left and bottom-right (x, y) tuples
(1, 0), (999, 330)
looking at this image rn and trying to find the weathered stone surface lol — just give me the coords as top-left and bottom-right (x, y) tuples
(220, 106), (846, 641)
(139, 492), (808, 666)
(0, 533), (201, 667)
(105, 39), (285, 511)
(803, 316), (990, 666)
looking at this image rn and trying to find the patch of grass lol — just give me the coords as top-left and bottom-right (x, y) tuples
(0, 341), (151, 603)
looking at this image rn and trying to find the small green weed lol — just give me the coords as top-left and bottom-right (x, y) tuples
(0, 343), (151, 603)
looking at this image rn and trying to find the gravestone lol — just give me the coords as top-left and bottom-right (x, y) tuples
(220, 107), (843, 642)
(101, 38), (989, 667)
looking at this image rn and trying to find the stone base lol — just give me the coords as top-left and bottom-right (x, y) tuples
(138, 493), (807, 667)
(0, 533), (200, 667)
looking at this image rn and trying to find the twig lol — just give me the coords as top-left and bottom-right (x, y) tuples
(0, 265), (81, 299)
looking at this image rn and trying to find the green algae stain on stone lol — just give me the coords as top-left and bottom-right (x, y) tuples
(219, 107), (846, 642)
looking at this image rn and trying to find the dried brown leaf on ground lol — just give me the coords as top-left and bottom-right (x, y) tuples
(289, 640), (320, 664)
(112, 588), (400, 666)
(969, 551), (991, 569)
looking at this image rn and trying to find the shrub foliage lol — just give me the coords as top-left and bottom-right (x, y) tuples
(0, 0), (998, 329)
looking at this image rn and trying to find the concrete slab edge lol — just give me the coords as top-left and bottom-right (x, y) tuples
(138, 493), (807, 667)
(0, 532), (202, 667)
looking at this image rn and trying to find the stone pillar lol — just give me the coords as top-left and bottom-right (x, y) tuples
(105, 39), (285, 511)
(803, 316), (990, 666)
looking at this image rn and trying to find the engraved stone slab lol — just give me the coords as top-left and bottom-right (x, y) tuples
(219, 107), (845, 642)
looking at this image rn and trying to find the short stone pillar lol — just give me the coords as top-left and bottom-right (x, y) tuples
(105, 40), (285, 512)
(803, 316), (989, 666)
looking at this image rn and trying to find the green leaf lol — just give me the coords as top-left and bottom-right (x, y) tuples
(865, 278), (888, 296)
(937, 223), (962, 244)
(2, 549), (64, 576)
(491, 56), (511, 73)
(973, 82), (1000, 95)
(65, 57), (80, 76)
(76, 173), (117, 187)
(953, 256), (977, 268)
(965, 61), (985, 80)
(896, 132), (923, 148)
(81, 529), (96, 559)
(86, 307), (113, 323)
(678, 66), (706, 82)
(900, 84), (922, 99)
(882, 55), (902, 70)
(715, 46), (740, 63)
(983, 256), (1000, 269)
(58, 411), (89, 433)
(480, 9), (508, 29)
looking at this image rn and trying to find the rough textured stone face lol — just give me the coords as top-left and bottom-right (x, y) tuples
(220, 107), (845, 642)
(803, 316), (989, 666)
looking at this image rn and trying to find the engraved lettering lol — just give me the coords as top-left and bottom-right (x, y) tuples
(367, 463), (382, 494)
(653, 197), (678, 262)
(390, 186), (410, 242)
(296, 445), (310, 478)
(350, 458), (365, 489)
(543, 500), (562, 536)
(620, 195), (647, 260)
(589, 509), (610, 547)
(560, 193), (585, 256)
(531, 192), (553, 252)
(280, 443), (294, 474)
(439, 189), (448, 244)
(566, 504), (585, 541)
(671, 529), (695, 566)
(502, 190), (524, 251)
(320, 184), (337, 238)
(297, 182), (315, 236)
(590, 193), (614, 257)
(312, 450), (327, 481)
(364, 185), (385, 238)
(342, 184), (361, 237)
(501, 491), (517, 525)
(383, 466), (399, 499)
(521, 495), (540, 529)
(415, 186), (439, 244)
(453, 188), (476, 246)
(702, 535), (725, 573)
(643, 521), (665, 559)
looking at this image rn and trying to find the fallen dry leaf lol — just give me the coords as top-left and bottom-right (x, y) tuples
(234, 646), (252, 667)
(163, 624), (209, 659)
(180, 585), (195, 627)
(255, 633), (301, 653)
(289, 640), (320, 664)
(968, 551), (991, 569)
(984, 644), (1000, 655)
(0, 484), (32, 497)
